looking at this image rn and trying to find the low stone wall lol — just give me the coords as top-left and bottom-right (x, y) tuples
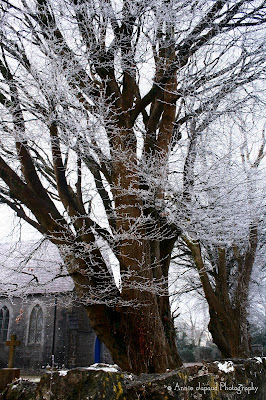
(1, 358), (265, 400)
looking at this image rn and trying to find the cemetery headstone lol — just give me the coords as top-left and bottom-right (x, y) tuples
(6, 334), (21, 368)
(0, 335), (21, 392)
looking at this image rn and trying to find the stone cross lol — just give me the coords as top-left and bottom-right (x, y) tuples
(6, 335), (21, 368)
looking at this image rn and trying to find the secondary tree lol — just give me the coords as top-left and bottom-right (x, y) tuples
(177, 122), (265, 358)
(0, 0), (265, 373)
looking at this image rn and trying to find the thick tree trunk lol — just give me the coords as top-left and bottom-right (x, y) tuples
(84, 292), (182, 374)
(208, 308), (232, 358)
(208, 306), (251, 358)
(87, 120), (182, 373)
(63, 238), (182, 373)
(183, 237), (253, 360)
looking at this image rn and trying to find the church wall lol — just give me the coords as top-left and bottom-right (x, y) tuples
(0, 294), (111, 371)
(0, 295), (64, 370)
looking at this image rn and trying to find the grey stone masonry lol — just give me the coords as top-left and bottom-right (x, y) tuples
(1, 358), (266, 400)
(0, 294), (102, 370)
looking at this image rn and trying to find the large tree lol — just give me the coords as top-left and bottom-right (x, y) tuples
(178, 122), (265, 358)
(0, 0), (265, 373)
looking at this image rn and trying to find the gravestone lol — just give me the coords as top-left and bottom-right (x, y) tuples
(6, 335), (21, 368)
(0, 335), (21, 392)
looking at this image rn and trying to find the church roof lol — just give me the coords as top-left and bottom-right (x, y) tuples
(0, 241), (74, 297)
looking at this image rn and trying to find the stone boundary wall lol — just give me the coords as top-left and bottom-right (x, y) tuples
(1, 358), (265, 400)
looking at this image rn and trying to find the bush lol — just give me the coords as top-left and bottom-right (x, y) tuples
(179, 348), (196, 362)
(193, 345), (221, 362)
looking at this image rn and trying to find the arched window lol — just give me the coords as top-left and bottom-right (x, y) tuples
(28, 305), (43, 344)
(0, 306), (10, 341)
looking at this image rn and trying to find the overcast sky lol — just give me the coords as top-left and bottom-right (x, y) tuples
(0, 205), (42, 243)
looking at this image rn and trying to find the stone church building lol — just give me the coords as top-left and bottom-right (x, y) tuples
(0, 242), (111, 371)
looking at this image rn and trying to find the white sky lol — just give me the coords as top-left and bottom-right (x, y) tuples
(0, 205), (42, 243)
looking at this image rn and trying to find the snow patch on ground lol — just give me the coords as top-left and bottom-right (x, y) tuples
(215, 361), (235, 373)
(10, 378), (22, 389)
(58, 370), (68, 376)
(84, 363), (121, 373)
